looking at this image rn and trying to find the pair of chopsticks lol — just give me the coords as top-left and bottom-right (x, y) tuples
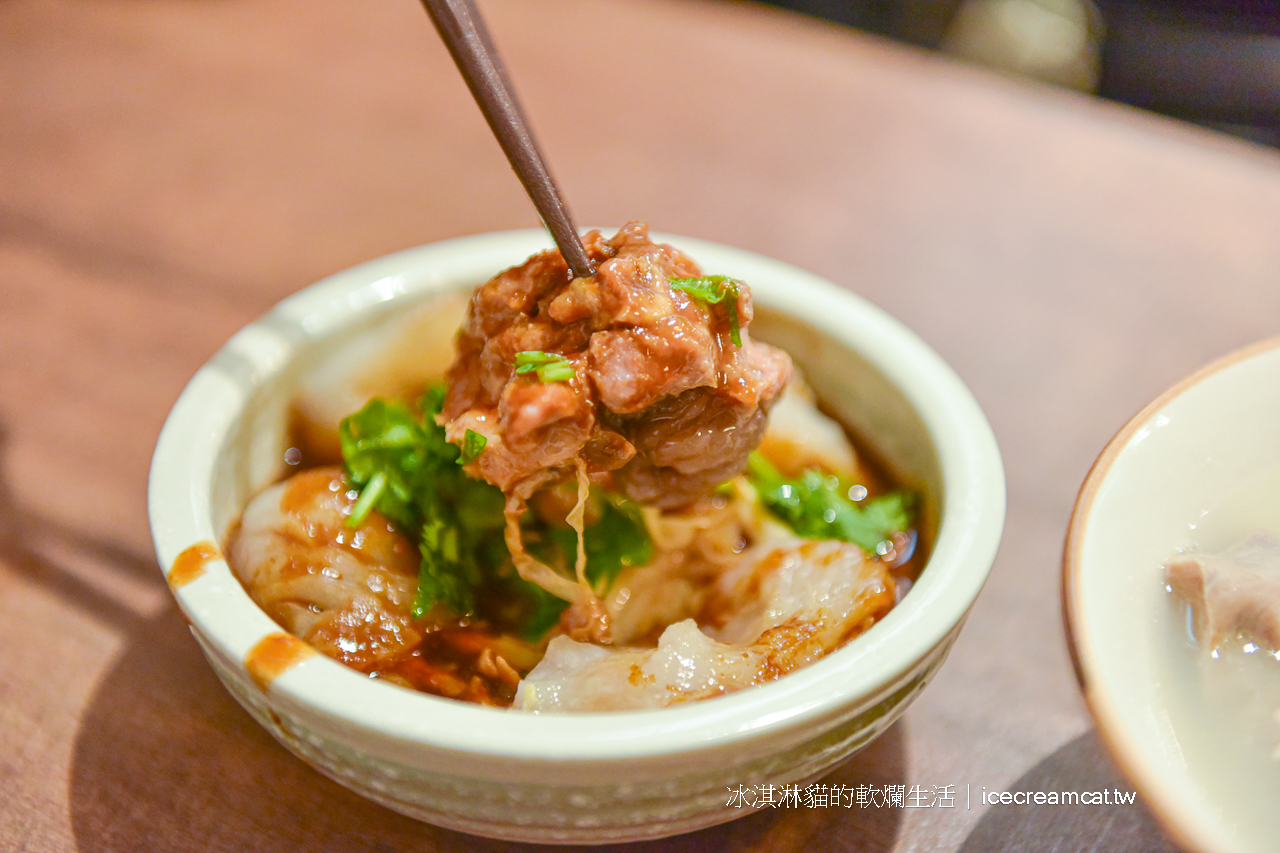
(420, 0), (596, 280)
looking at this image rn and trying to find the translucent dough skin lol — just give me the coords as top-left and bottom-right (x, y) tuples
(516, 539), (895, 712)
(228, 467), (423, 671)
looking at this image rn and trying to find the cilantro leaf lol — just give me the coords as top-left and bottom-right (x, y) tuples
(457, 428), (487, 465)
(670, 275), (743, 346)
(514, 351), (575, 382)
(523, 490), (654, 638)
(746, 451), (914, 555)
(544, 492), (653, 592)
(339, 398), (427, 532)
(339, 386), (656, 635)
(339, 389), (505, 617)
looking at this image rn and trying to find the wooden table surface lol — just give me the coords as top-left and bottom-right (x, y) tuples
(4, 0), (1279, 850)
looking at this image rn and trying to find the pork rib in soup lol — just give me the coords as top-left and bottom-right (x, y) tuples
(1165, 531), (1280, 653)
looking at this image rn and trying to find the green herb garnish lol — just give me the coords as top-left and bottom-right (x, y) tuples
(526, 491), (653, 638)
(339, 387), (655, 635)
(339, 398), (431, 533)
(670, 275), (743, 346)
(546, 492), (653, 591)
(514, 351), (575, 382)
(340, 389), (505, 617)
(745, 451), (914, 556)
(457, 428), (487, 465)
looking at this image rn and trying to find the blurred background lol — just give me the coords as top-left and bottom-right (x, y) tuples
(762, 0), (1280, 147)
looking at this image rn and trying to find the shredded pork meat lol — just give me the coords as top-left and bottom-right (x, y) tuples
(1165, 531), (1280, 652)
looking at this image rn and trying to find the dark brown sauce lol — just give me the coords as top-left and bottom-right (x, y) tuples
(370, 624), (540, 706)
(169, 540), (221, 589)
(284, 406), (344, 471)
(245, 632), (317, 693)
(822, 407), (933, 585)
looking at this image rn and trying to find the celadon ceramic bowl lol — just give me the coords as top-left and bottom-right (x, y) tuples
(1064, 338), (1280, 853)
(148, 230), (1005, 843)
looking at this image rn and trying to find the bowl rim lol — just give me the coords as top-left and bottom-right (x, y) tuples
(1062, 334), (1280, 853)
(149, 228), (1005, 763)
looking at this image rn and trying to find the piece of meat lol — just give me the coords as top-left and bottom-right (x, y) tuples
(514, 538), (895, 712)
(607, 387), (773, 506)
(443, 221), (792, 509)
(586, 316), (717, 414)
(228, 467), (423, 670)
(443, 366), (609, 496)
(1165, 531), (1280, 652)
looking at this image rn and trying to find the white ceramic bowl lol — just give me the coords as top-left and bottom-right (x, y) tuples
(149, 230), (1005, 843)
(1064, 338), (1280, 853)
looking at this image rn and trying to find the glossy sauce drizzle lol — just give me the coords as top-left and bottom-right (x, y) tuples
(245, 632), (317, 692)
(168, 540), (222, 589)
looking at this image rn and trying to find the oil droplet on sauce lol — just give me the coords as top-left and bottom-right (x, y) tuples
(169, 540), (222, 589)
(245, 632), (317, 692)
